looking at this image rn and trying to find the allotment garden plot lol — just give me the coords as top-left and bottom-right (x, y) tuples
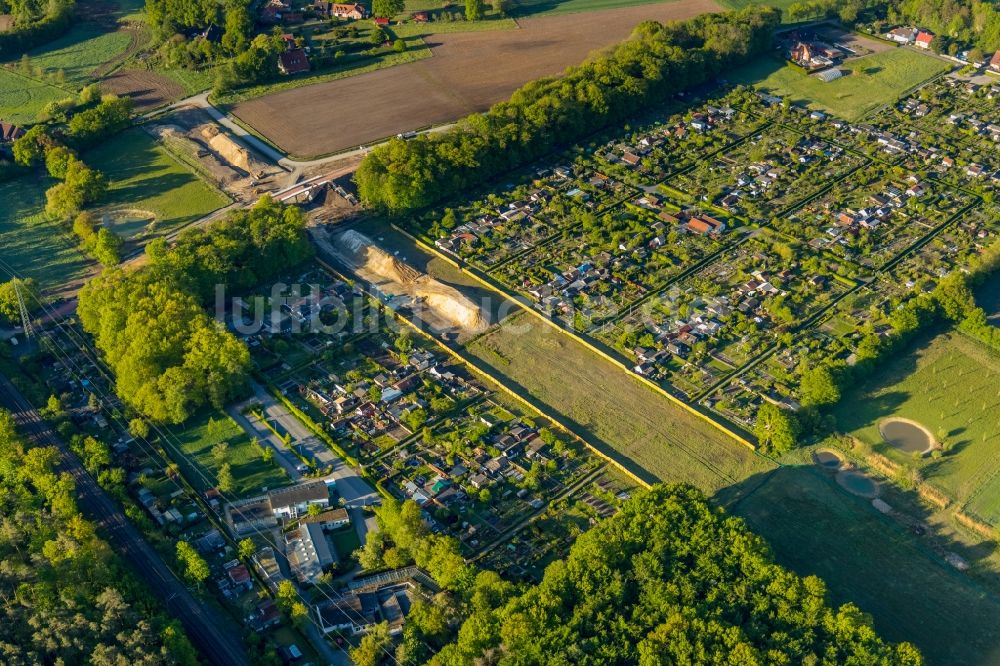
(428, 166), (633, 270)
(599, 231), (856, 399)
(778, 163), (976, 269)
(592, 102), (765, 187)
(866, 78), (999, 190)
(376, 392), (603, 556)
(668, 125), (866, 219)
(492, 202), (725, 325)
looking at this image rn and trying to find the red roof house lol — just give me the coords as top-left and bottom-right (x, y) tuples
(915, 31), (934, 48)
(278, 48), (310, 75)
(990, 51), (1000, 73)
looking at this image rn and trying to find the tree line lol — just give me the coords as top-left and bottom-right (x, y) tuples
(357, 486), (920, 665)
(354, 6), (781, 214)
(0, 409), (200, 665)
(77, 197), (313, 424)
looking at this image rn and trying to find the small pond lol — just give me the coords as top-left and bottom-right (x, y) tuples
(879, 418), (933, 455)
(837, 470), (879, 498)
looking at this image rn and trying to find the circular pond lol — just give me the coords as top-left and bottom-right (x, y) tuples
(813, 449), (844, 470)
(879, 418), (934, 455)
(836, 470), (879, 498)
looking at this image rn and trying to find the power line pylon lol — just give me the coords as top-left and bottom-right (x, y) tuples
(14, 280), (34, 339)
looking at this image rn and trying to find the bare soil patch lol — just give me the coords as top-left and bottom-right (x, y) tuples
(102, 69), (184, 111)
(231, 0), (721, 158)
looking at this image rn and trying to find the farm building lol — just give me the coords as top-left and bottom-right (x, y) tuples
(813, 68), (844, 83)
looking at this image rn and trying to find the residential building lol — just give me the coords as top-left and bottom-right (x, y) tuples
(885, 26), (917, 43)
(300, 506), (352, 530)
(278, 48), (310, 75)
(268, 480), (331, 519)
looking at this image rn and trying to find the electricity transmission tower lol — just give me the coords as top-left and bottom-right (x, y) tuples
(14, 280), (34, 339)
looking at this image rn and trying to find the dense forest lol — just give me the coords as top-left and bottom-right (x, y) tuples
(77, 197), (313, 424)
(354, 6), (781, 214)
(0, 410), (199, 664)
(352, 487), (919, 665)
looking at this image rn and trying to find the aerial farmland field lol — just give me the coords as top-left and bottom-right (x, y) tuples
(24, 23), (133, 86)
(230, 0), (721, 157)
(0, 69), (69, 124)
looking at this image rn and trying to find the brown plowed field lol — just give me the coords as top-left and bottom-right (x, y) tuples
(231, 0), (720, 158)
(102, 69), (185, 111)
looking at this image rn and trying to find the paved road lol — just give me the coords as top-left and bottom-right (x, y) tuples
(234, 381), (379, 507)
(0, 374), (251, 666)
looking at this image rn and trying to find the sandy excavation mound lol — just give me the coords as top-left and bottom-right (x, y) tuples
(152, 125), (244, 185)
(199, 125), (268, 178)
(336, 229), (488, 333)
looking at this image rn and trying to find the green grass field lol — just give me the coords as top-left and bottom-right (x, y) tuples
(24, 24), (132, 86)
(391, 17), (518, 36)
(171, 411), (291, 498)
(0, 178), (93, 292)
(725, 465), (1000, 666)
(508, 0), (680, 16)
(716, 0), (799, 11)
(834, 332), (1000, 525)
(87, 129), (230, 239)
(0, 131), (226, 292)
(0, 69), (70, 124)
(731, 47), (950, 120)
(330, 525), (361, 562)
(465, 312), (774, 490)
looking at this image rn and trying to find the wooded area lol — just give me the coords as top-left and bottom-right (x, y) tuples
(361, 486), (921, 665)
(0, 410), (199, 664)
(77, 197), (313, 424)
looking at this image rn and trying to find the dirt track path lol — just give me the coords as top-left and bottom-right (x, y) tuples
(231, 0), (721, 158)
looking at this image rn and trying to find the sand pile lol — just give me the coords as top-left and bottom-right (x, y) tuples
(199, 125), (266, 177)
(337, 230), (487, 333)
